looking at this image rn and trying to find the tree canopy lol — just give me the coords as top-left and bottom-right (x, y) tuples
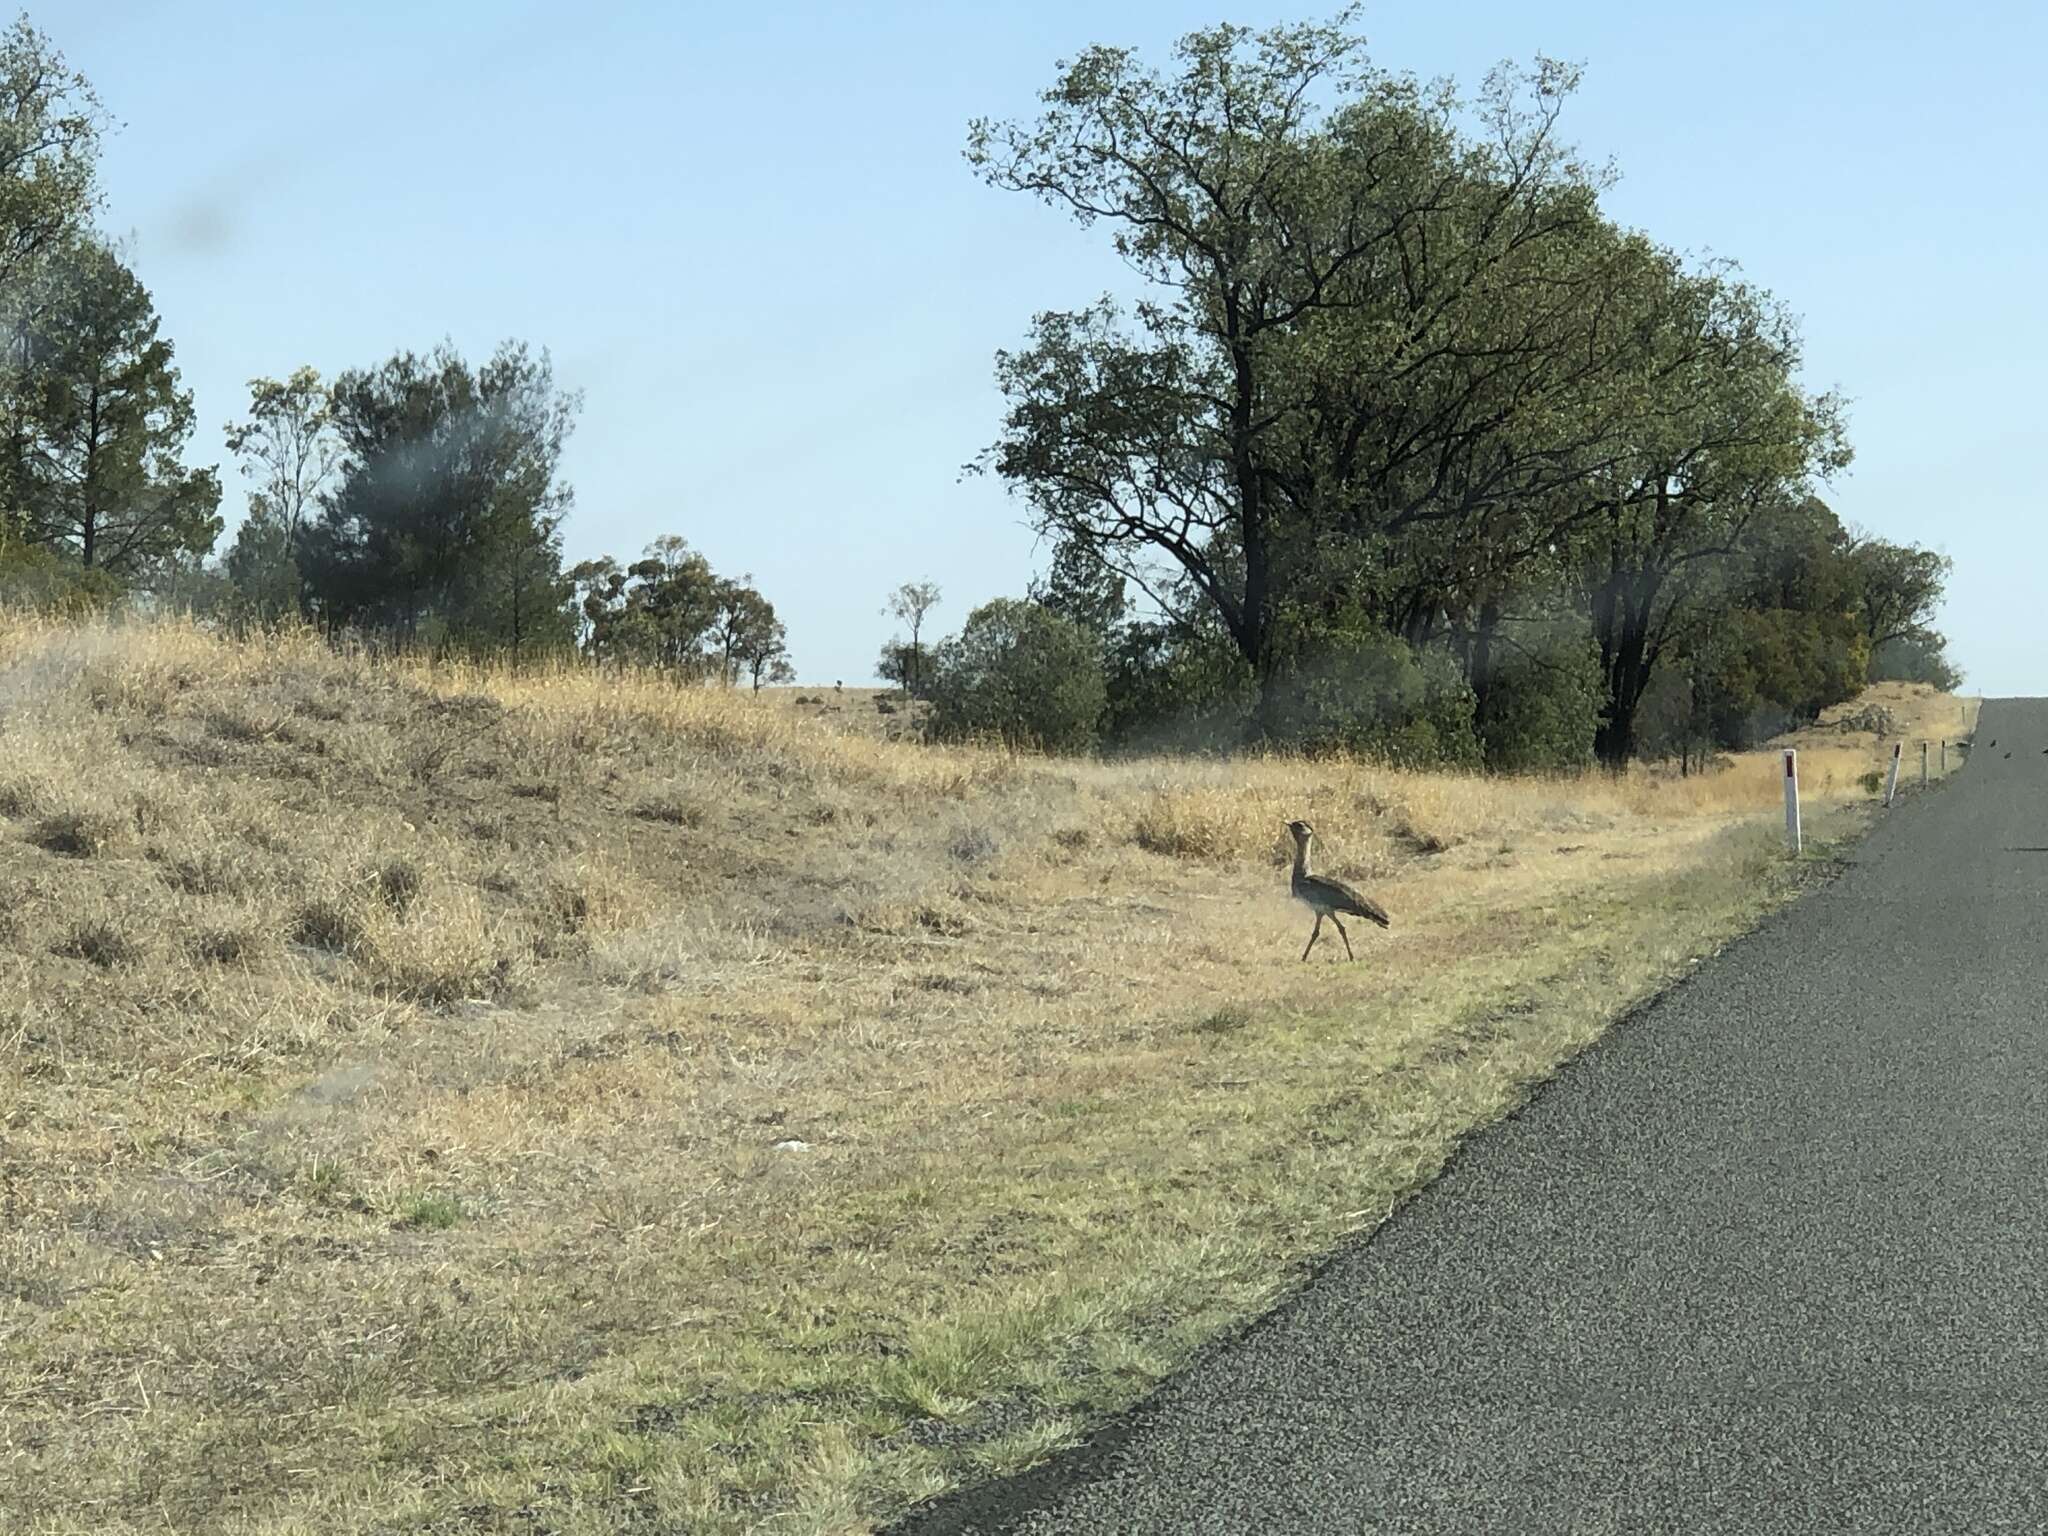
(0, 7), (1955, 755)
(970, 10), (1932, 765)
(0, 16), (102, 293)
(2, 236), (221, 576)
(568, 537), (790, 683)
(927, 598), (1107, 752)
(298, 339), (579, 654)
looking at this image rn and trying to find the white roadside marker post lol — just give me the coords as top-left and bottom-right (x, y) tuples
(1921, 741), (1929, 789)
(1941, 740), (1948, 775)
(1783, 748), (1801, 854)
(1884, 741), (1903, 807)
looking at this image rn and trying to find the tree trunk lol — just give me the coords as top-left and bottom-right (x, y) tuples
(80, 380), (101, 568)
(1595, 616), (1656, 770)
(1468, 595), (1503, 721)
(508, 562), (525, 661)
(1594, 705), (1636, 769)
(1589, 496), (1670, 772)
(1250, 652), (1286, 746)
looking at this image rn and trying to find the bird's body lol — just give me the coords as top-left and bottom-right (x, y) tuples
(1285, 819), (1390, 961)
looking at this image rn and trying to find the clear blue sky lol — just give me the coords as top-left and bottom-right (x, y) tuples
(55, 0), (2041, 692)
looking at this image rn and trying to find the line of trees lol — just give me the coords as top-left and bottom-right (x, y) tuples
(1, 10), (1959, 763)
(876, 579), (943, 696)
(0, 18), (791, 682)
(214, 346), (793, 680)
(567, 536), (793, 687)
(929, 11), (1955, 766)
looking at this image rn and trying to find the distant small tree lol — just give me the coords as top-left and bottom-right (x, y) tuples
(884, 578), (941, 695)
(746, 639), (796, 690)
(709, 574), (787, 685)
(138, 547), (233, 617)
(876, 638), (928, 696)
(1870, 631), (1962, 691)
(1844, 533), (1950, 679)
(569, 536), (721, 672)
(927, 597), (1106, 753)
(223, 504), (300, 622)
(624, 535), (721, 671)
(224, 366), (336, 565)
(469, 510), (576, 661)
(567, 555), (625, 653)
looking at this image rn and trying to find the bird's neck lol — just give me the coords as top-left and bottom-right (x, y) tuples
(1293, 839), (1312, 879)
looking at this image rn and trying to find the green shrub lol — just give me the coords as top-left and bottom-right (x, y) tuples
(1264, 629), (1480, 768)
(1477, 633), (1604, 773)
(0, 542), (123, 615)
(1101, 621), (1256, 754)
(926, 599), (1107, 753)
(1870, 632), (1962, 691)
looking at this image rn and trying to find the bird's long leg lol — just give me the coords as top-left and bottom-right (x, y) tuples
(1302, 914), (1322, 962)
(1333, 914), (1354, 961)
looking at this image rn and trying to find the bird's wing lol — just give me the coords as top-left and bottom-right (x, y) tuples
(1319, 876), (1392, 927)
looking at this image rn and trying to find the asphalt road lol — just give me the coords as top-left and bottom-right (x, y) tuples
(895, 703), (2048, 1534)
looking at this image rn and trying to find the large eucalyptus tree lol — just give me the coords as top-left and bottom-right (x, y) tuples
(970, 11), (1701, 735)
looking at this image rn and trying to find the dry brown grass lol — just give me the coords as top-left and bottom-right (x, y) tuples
(0, 615), (1973, 1534)
(765, 683), (931, 745)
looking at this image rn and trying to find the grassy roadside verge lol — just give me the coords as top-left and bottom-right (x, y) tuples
(658, 820), (1851, 1530)
(0, 617), (1969, 1534)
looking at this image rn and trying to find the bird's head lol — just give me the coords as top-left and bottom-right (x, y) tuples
(1285, 819), (1314, 844)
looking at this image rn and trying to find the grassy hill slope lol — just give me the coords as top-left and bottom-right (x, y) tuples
(0, 616), (1972, 1534)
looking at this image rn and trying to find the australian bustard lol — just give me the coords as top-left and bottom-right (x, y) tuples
(1286, 819), (1391, 961)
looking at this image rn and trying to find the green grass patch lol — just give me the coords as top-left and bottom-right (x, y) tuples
(396, 1193), (465, 1230)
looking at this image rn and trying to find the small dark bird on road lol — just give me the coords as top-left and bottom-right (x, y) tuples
(2004, 753), (2012, 759)
(1285, 819), (1391, 962)
(1990, 740), (1997, 748)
